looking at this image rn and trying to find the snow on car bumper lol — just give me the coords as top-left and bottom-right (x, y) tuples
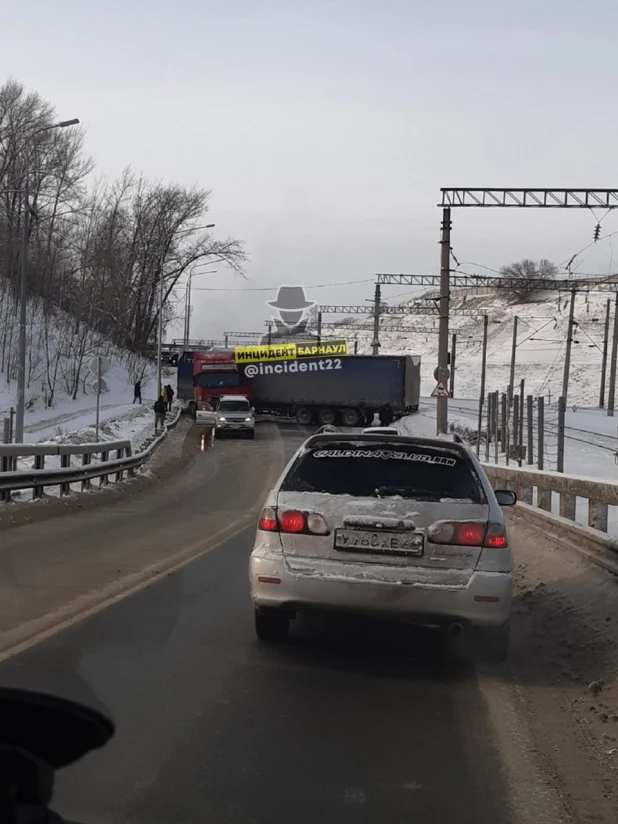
(249, 548), (512, 628)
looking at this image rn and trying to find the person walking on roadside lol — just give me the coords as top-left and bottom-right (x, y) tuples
(133, 380), (142, 404)
(165, 384), (175, 412)
(154, 397), (167, 432)
(379, 402), (394, 427)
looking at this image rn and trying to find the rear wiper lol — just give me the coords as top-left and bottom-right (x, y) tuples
(374, 486), (441, 500)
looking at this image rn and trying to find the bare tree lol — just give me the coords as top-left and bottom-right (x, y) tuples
(499, 258), (558, 301)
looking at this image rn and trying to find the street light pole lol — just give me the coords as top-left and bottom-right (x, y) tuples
(156, 223), (215, 400)
(15, 117), (79, 443)
(184, 266), (218, 347)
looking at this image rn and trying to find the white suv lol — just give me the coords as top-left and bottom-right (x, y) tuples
(215, 395), (255, 439)
(249, 431), (515, 661)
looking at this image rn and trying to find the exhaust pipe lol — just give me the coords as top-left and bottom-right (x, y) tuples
(449, 623), (464, 638)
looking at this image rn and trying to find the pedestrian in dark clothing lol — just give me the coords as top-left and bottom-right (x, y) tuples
(165, 384), (175, 411)
(133, 380), (142, 404)
(379, 403), (394, 427)
(154, 398), (166, 432)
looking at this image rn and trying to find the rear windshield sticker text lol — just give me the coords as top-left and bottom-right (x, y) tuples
(312, 449), (457, 466)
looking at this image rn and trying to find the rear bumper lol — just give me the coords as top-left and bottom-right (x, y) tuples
(249, 549), (512, 628)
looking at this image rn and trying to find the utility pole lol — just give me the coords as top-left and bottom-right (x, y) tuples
(508, 316), (518, 407)
(476, 314), (488, 456)
(15, 171), (29, 443)
(371, 283), (381, 356)
(600, 298), (611, 408)
(156, 250), (165, 401)
(436, 207), (451, 434)
(317, 311), (322, 346)
(561, 289), (576, 403)
(94, 356), (102, 443)
(449, 332), (457, 398)
(608, 291), (618, 417)
(354, 337), (358, 355)
(267, 321), (273, 346)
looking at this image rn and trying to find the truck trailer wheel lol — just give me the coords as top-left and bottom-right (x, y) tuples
(318, 408), (336, 426)
(341, 407), (361, 427)
(296, 407), (313, 426)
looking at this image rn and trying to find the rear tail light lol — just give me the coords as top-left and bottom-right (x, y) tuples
(484, 522), (508, 548)
(279, 509), (305, 533)
(428, 520), (508, 548)
(429, 521), (485, 546)
(258, 507), (278, 532)
(257, 507), (329, 535)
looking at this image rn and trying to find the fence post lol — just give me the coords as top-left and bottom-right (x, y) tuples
(512, 395), (519, 463)
(537, 397), (544, 471)
(484, 393), (491, 461)
(557, 396), (566, 473)
(500, 393), (507, 454)
(493, 392), (499, 464)
(518, 382), (525, 467)
(526, 395), (534, 465)
(9, 407), (14, 443)
(33, 454), (45, 499)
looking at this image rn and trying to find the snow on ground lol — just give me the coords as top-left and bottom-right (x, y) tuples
(337, 289), (608, 405)
(396, 399), (618, 535)
(0, 281), (161, 444)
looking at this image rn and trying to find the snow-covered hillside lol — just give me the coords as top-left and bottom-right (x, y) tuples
(0, 281), (157, 443)
(339, 289), (608, 406)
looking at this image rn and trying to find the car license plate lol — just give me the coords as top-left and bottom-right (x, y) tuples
(334, 528), (424, 556)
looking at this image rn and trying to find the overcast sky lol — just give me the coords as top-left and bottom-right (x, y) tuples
(4, 0), (618, 338)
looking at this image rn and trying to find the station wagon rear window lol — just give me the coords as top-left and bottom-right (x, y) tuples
(281, 441), (485, 502)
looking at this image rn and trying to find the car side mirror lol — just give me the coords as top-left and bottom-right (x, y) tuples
(495, 489), (517, 506)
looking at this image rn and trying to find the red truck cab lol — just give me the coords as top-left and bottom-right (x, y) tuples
(191, 350), (252, 416)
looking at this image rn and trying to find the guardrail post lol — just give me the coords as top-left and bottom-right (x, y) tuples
(1, 419), (11, 502)
(588, 501), (608, 533)
(60, 454), (71, 496)
(81, 453), (92, 491)
(100, 450), (109, 486)
(33, 455), (45, 499)
(115, 449), (124, 482)
(559, 491), (576, 521)
(126, 444), (135, 477)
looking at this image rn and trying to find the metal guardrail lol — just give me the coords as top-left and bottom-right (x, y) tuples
(0, 408), (182, 502)
(483, 462), (616, 535)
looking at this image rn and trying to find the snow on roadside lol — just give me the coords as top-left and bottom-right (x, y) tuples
(6, 404), (162, 504)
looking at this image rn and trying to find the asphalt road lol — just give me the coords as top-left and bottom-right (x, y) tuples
(0, 420), (513, 824)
